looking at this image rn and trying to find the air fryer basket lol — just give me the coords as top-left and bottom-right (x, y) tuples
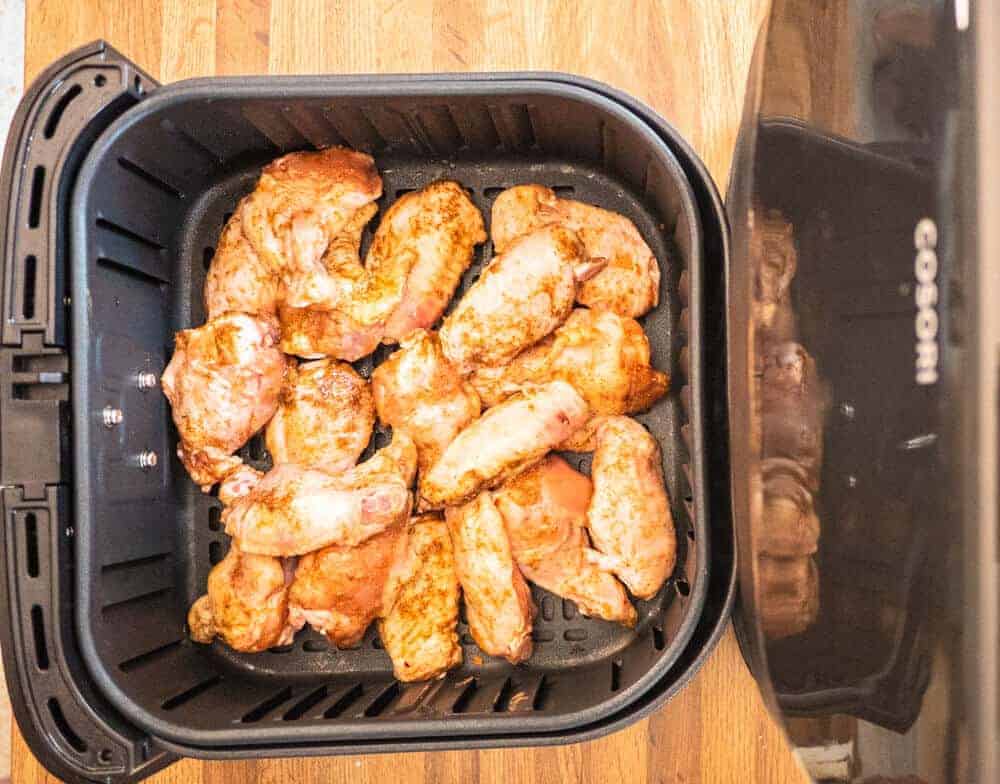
(69, 77), (708, 748)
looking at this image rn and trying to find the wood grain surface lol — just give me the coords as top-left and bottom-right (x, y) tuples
(14, 2), (808, 782)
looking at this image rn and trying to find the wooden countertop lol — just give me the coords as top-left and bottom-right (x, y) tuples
(15, 1), (807, 781)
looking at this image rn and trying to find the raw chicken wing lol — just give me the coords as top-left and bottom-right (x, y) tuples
(491, 185), (660, 317)
(162, 312), (287, 491)
(217, 464), (264, 505)
(439, 225), (604, 373)
(378, 181), (486, 342)
(288, 525), (407, 648)
(279, 204), (387, 360)
(445, 494), (533, 663)
(494, 456), (635, 625)
(372, 329), (480, 476)
(379, 515), (463, 681)
(586, 417), (676, 599)
(266, 359), (374, 471)
(240, 147), (382, 308)
(224, 433), (417, 556)
(419, 380), (589, 509)
(187, 545), (296, 652)
(470, 308), (668, 414)
(204, 201), (279, 319)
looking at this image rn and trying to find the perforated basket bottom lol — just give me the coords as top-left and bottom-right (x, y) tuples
(171, 157), (688, 685)
(89, 154), (696, 737)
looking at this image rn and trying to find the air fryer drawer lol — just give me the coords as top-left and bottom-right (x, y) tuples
(70, 77), (708, 748)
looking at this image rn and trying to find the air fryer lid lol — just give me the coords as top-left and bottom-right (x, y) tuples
(726, 1), (990, 782)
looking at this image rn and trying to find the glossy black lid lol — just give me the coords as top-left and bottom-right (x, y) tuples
(728, 1), (996, 781)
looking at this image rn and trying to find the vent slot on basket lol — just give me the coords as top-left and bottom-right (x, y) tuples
(323, 684), (364, 719)
(97, 256), (167, 287)
(28, 166), (45, 228)
(282, 686), (329, 721)
(24, 512), (39, 577)
(451, 679), (478, 714)
(119, 639), (184, 673)
(43, 83), (82, 139)
(161, 676), (223, 711)
(363, 682), (400, 717)
(117, 157), (185, 200)
(241, 687), (293, 723)
(95, 218), (164, 252)
(47, 698), (87, 752)
(492, 677), (515, 713)
(21, 255), (37, 319)
(31, 605), (49, 670)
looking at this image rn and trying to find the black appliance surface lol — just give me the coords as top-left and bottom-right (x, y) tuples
(728, 0), (996, 782)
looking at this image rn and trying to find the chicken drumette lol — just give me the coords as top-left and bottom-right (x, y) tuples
(240, 146), (383, 309)
(586, 416), (676, 599)
(288, 525), (408, 648)
(204, 201), (279, 320)
(372, 329), (481, 477)
(162, 312), (287, 491)
(224, 433), (417, 556)
(379, 514), (463, 681)
(445, 493), (534, 663)
(494, 455), (635, 625)
(187, 545), (296, 652)
(491, 185), (660, 318)
(439, 225), (604, 373)
(470, 307), (668, 416)
(376, 180), (485, 342)
(266, 358), (374, 472)
(419, 380), (589, 509)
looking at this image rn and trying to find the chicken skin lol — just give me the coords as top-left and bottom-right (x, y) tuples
(279, 204), (387, 361)
(266, 359), (374, 471)
(372, 329), (481, 477)
(224, 433), (417, 556)
(445, 494), (534, 663)
(288, 525), (407, 648)
(586, 417), (676, 599)
(494, 456), (636, 625)
(379, 515), (463, 681)
(491, 185), (660, 318)
(187, 545), (296, 652)
(377, 181), (486, 342)
(204, 201), (279, 319)
(419, 380), (589, 509)
(470, 308), (668, 415)
(240, 146), (382, 308)
(162, 312), (287, 491)
(439, 225), (605, 373)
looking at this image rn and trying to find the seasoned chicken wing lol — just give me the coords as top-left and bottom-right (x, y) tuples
(288, 525), (407, 648)
(204, 201), (279, 319)
(379, 514), (463, 681)
(491, 185), (660, 317)
(586, 417), (676, 599)
(372, 329), (481, 477)
(279, 203), (387, 360)
(240, 147), (382, 308)
(187, 545), (296, 652)
(445, 494), (533, 663)
(162, 312), (287, 491)
(266, 359), (374, 471)
(224, 433), (416, 556)
(470, 308), (668, 415)
(439, 225), (604, 373)
(217, 464), (264, 506)
(419, 380), (589, 509)
(494, 455), (635, 625)
(377, 181), (486, 342)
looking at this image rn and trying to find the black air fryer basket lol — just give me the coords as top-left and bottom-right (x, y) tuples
(0, 42), (735, 782)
